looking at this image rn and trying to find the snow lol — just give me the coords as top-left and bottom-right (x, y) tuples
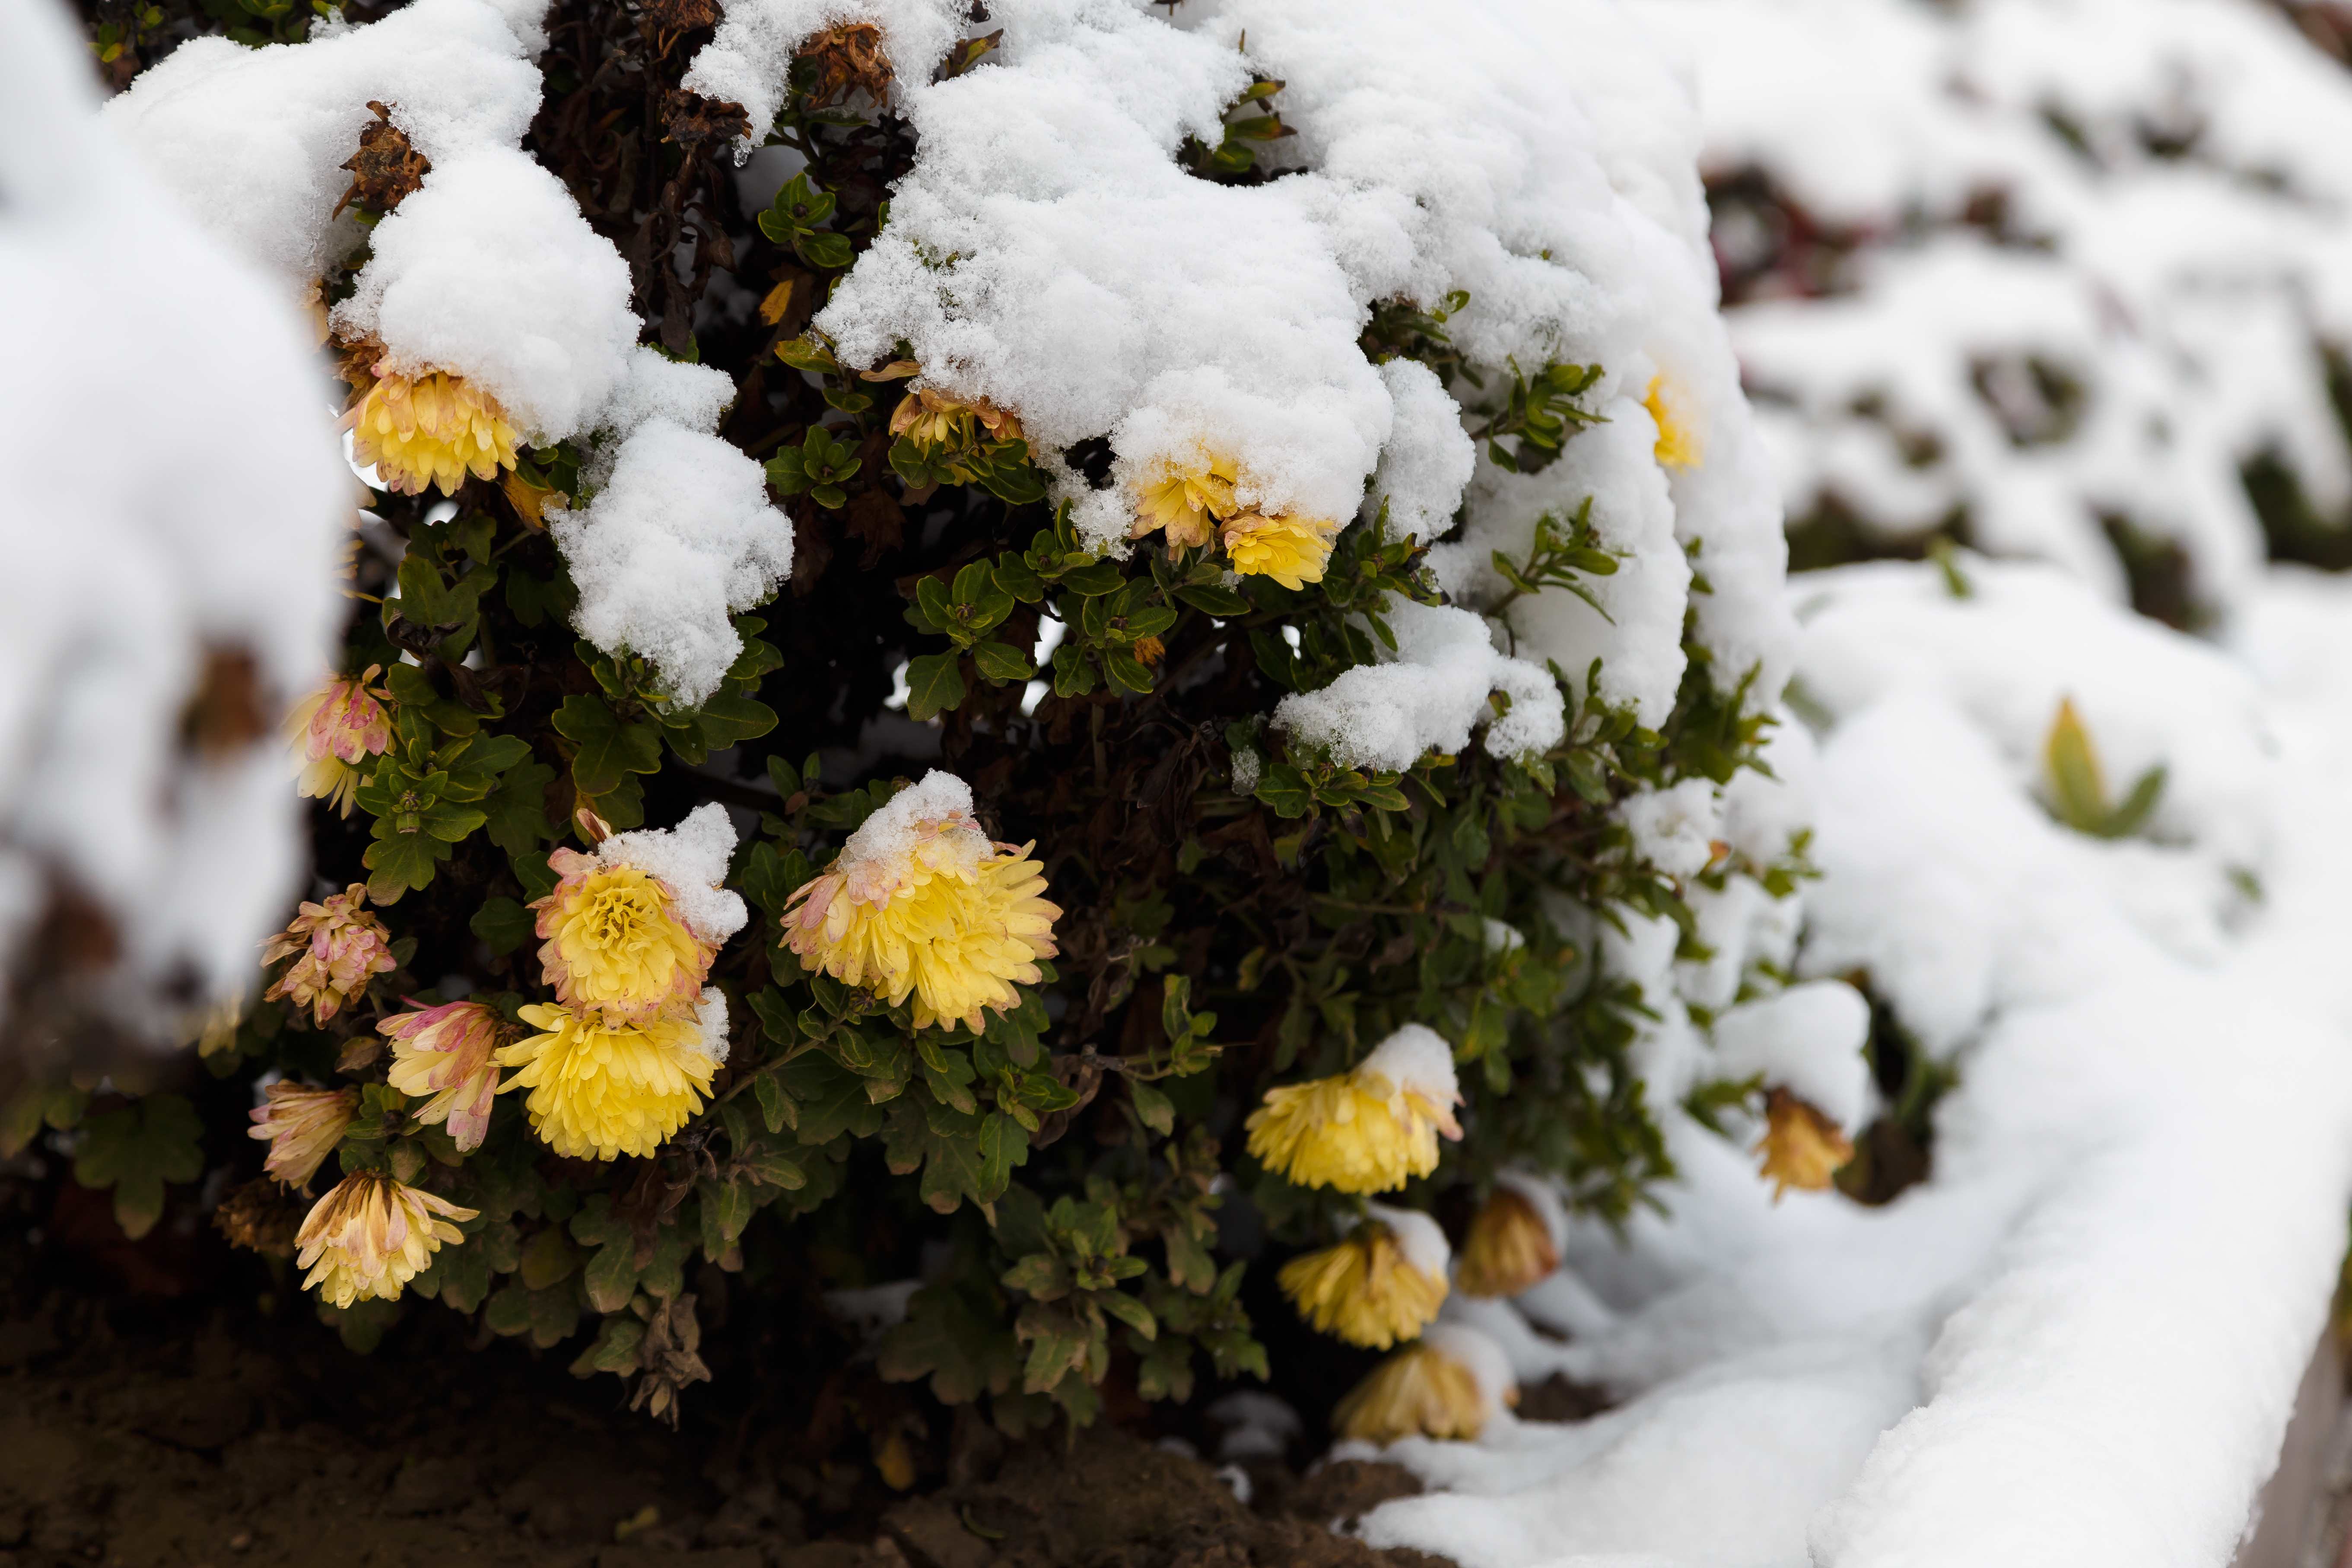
(1654, 0), (2352, 624)
(108, 0), (791, 708)
(690, 986), (731, 1067)
(1364, 1202), (1452, 1281)
(836, 769), (984, 875)
(0, 0), (348, 1036)
(597, 803), (748, 945)
(1613, 778), (1722, 882)
(1274, 600), (1564, 774)
(1360, 1022), (1461, 1106)
(1347, 560), (2352, 1568)
(1707, 981), (1872, 1132)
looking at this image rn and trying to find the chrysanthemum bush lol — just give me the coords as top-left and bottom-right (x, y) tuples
(13, 0), (1834, 1450)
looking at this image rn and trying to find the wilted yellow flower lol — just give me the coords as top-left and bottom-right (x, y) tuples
(261, 884), (397, 1027)
(247, 1082), (357, 1190)
(1755, 1087), (1854, 1200)
(287, 666), (392, 817)
(1333, 1326), (1517, 1444)
(781, 770), (1060, 1032)
(381, 999), (503, 1151)
(1644, 372), (1703, 470)
(295, 1170), (477, 1308)
(1278, 1206), (1450, 1350)
(344, 366), (520, 496)
(531, 849), (711, 1025)
(1246, 1024), (1462, 1194)
(194, 995), (247, 1059)
(1222, 512), (1341, 590)
(1131, 454), (1240, 549)
(1454, 1176), (1563, 1299)
(496, 1001), (720, 1161)
(889, 385), (1023, 451)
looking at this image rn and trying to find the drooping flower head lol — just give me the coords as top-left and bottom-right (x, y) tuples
(295, 1170), (478, 1308)
(1644, 372), (1703, 471)
(1278, 1205), (1451, 1350)
(531, 803), (747, 1026)
(1755, 1087), (1854, 1200)
(1246, 1024), (1463, 1193)
(381, 999), (504, 1151)
(890, 386), (1023, 452)
(261, 884), (397, 1027)
(343, 365), (520, 496)
(1453, 1172), (1565, 1299)
(247, 1082), (356, 1190)
(1222, 512), (1342, 591)
(496, 992), (727, 1161)
(1333, 1325), (1518, 1444)
(286, 666), (391, 817)
(1131, 453), (1240, 549)
(781, 771), (1061, 1032)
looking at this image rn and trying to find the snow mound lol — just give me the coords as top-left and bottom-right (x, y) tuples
(0, 0), (349, 1042)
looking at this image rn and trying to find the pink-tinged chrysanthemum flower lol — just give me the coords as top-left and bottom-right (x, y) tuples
(287, 667), (392, 817)
(261, 884), (397, 1028)
(381, 999), (503, 1151)
(247, 1082), (357, 1190)
(530, 848), (712, 1026)
(295, 1171), (477, 1308)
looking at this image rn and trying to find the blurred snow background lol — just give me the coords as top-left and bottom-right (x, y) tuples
(1657, 0), (2352, 629)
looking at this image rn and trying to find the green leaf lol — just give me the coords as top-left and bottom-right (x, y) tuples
(795, 229), (855, 270)
(2043, 697), (2108, 834)
(469, 896), (534, 956)
(699, 1177), (756, 1252)
(878, 1281), (1021, 1404)
(569, 1314), (646, 1378)
(903, 652), (967, 722)
(1097, 1291), (1156, 1341)
(1127, 1079), (1174, 1137)
(2106, 764), (2168, 839)
(753, 1072), (797, 1135)
(971, 641), (1035, 684)
(72, 1094), (203, 1240)
(1174, 582), (1251, 617)
(553, 695), (662, 797)
(780, 1054), (887, 1145)
(482, 760), (556, 858)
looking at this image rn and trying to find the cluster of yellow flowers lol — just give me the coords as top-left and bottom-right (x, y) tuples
(1129, 452), (1343, 591)
(499, 842), (726, 1160)
(1243, 1024), (1526, 1441)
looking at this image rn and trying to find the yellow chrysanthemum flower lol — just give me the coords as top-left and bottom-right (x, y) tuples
(1222, 512), (1341, 590)
(1246, 1024), (1462, 1193)
(1131, 454), (1240, 549)
(496, 1002), (720, 1161)
(781, 770), (1061, 1032)
(1755, 1087), (1854, 1200)
(1278, 1206), (1450, 1349)
(344, 366), (521, 497)
(295, 1171), (478, 1308)
(1333, 1326), (1517, 1444)
(1644, 372), (1703, 471)
(1453, 1175), (1564, 1299)
(531, 848), (712, 1025)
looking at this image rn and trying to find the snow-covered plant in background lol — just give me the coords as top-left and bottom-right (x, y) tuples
(0, 0), (346, 1086)
(1652, 0), (2352, 628)
(6, 0), (1851, 1448)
